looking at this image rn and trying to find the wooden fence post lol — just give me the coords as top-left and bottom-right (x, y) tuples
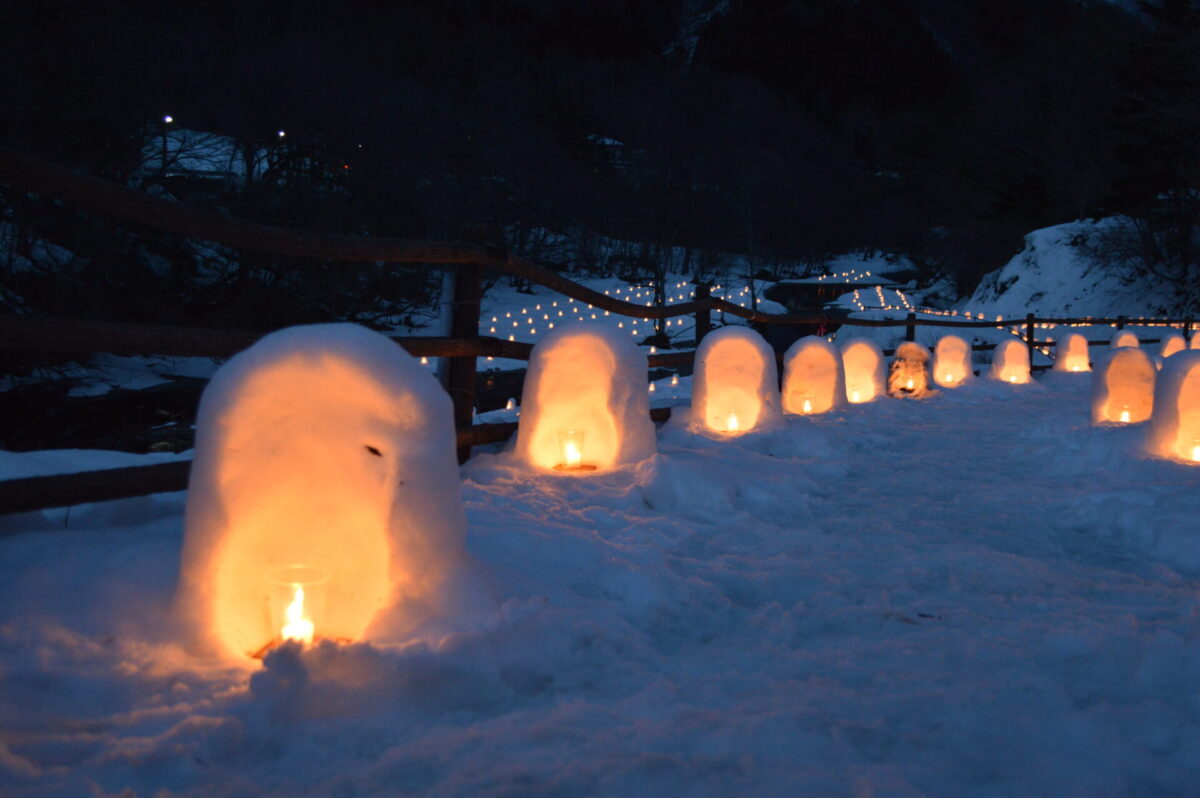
(1117, 315), (1126, 330)
(905, 312), (916, 342)
(447, 263), (483, 464)
(1184, 319), (1192, 342)
(1025, 313), (1036, 362)
(695, 283), (711, 346)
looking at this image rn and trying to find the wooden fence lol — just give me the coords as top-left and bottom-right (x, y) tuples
(0, 145), (1194, 516)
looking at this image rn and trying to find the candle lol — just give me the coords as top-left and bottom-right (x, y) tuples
(802, 398), (812, 413)
(726, 409), (740, 433)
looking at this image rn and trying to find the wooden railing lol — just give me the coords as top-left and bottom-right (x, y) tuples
(0, 146), (1195, 516)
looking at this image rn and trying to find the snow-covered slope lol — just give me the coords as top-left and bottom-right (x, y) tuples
(964, 219), (1179, 319)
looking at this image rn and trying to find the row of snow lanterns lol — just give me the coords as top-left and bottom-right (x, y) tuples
(176, 320), (1200, 662)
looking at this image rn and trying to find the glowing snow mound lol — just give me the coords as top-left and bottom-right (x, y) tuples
(1146, 350), (1200, 463)
(934, 335), (972, 387)
(991, 339), (1031, 384)
(1158, 333), (1186, 360)
(840, 338), (886, 404)
(781, 336), (845, 415)
(888, 341), (934, 398)
(1111, 330), (1139, 349)
(691, 326), (782, 434)
(1092, 346), (1156, 425)
(514, 326), (655, 471)
(175, 324), (471, 660)
(1053, 332), (1091, 373)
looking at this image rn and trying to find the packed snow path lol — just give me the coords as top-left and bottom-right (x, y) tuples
(1, 375), (1198, 795)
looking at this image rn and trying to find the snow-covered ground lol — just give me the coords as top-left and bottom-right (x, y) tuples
(2, 373), (1199, 795)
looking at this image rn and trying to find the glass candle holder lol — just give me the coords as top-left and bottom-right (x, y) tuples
(555, 429), (595, 471)
(266, 564), (330, 646)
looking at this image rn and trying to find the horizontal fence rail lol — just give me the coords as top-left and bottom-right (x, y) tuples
(1, 145), (1196, 514)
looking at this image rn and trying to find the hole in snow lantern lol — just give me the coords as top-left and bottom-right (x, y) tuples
(782, 336), (845, 415)
(691, 326), (782, 435)
(1146, 350), (1200, 462)
(1092, 346), (1155, 425)
(934, 335), (972, 387)
(841, 338), (886, 404)
(888, 341), (934, 397)
(991, 339), (1031, 384)
(1053, 332), (1091, 373)
(514, 327), (655, 471)
(175, 324), (469, 660)
(1111, 330), (1139, 349)
(1159, 333), (1186, 360)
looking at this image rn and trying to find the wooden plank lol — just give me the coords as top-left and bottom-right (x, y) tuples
(0, 408), (676, 516)
(0, 314), (534, 360)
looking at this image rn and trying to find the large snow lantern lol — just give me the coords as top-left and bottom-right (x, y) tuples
(888, 341), (934, 397)
(781, 335), (845, 415)
(1111, 330), (1139, 349)
(691, 326), (782, 435)
(513, 327), (655, 471)
(991, 339), (1031, 384)
(1053, 332), (1091, 373)
(1146, 350), (1200, 463)
(1092, 346), (1156, 425)
(1158, 333), (1186, 360)
(175, 324), (468, 660)
(933, 335), (972, 387)
(840, 338), (886, 404)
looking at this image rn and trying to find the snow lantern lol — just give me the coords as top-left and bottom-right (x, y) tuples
(933, 335), (972, 387)
(1111, 330), (1139, 349)
(991, 339), (1031, 384)
(1091, 346), (1156, 425)
(175, 324), (469, 660)
(781, 335), (845, 415)
(691, 325), (783, 435)
(1191, 335), (1200, 350)
(1146, 350), (1200, 463)
(1053, 332), (1091, 373)
(513, 327), (655, 471)
(1158, 332), (1186, 360)
(888, 341), (934, 397)
(840, 338), (887, 404)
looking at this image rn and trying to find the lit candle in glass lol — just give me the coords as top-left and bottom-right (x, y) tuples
(905, 378), (914, 391)
(850, 390), (861, 403)
(726, 408), (740, 433)
(267, 564), (329, 647)
(555, 429), (595, 471)
(801, 398), (812, 414)
(1118, 406), (1131, 423)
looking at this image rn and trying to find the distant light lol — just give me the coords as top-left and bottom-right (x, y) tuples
(163, 115), (173, 124)
(278, 130), (286, 138)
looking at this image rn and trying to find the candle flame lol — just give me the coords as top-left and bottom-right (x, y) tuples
(802, 398), (812, 413)
(727, 410), (740, 432)
(281, 584), (314, 644)
(905, 378), (914, 390)
(1192, 444), (1200, 462)
(943, 373), (953, 383)
(851, 390), (861, 403)
(1119, 409), (1130, 423)
(563, 438), (582, 468)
